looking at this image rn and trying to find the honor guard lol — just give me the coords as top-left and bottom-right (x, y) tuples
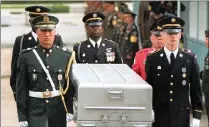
(73, 12), (123, 64)
(10, 6), (65, 101)
(201, 30), (209, 125)
(132, 21), (164, 80)
(16, 15), (75, 127)
(120, 8), (139, 68)
(145, 17), (203, 127)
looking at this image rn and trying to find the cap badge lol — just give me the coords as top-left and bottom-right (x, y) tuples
(171, 18), (176, 23)
(36, 8), (41, 12)
(43, 16), (49, 23)
(93, 13), (97, 18)
(157, 26), (162, 30)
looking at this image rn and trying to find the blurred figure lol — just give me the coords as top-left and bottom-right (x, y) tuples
(10, 6), (64, 101)
(73, 12), (122, 64)
(84, 0), (102, 15)
(132, 21), (164, 80)
(120, 8), (139, 68)
(102, 1), (118, 40)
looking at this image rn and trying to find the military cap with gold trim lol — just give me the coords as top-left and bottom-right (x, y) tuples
(157, 16), (185, 34)
(83, 12), (105, 26)
(25, 5), (51, 18)
(150, 21), (162, 36)
(123, 8), (136, 18)
(32, 15), (59, 30)
(205, 30), (209, 37)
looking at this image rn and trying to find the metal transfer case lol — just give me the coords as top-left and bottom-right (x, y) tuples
(72, 64), (153, 127)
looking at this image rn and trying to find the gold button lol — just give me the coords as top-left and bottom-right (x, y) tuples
(170, 82), (173, 86)
(170, 99), (173, 102)
(170, 91), (173, 94)
(46, 100), (49, 103)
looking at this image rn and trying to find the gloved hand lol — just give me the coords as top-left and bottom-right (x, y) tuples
(66, 113), (76, 127)
(67, 120), (76, 127)
(19, 121), (28, 127)
(152, 109), (155, 122)
(190, 118), (200, 127)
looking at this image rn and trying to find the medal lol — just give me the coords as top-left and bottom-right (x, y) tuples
(182, 73), (186, 78)
(58, 74), (63, 81)
(182, 80), (186, 85)
(157, 66), (161, 70)
(32, 73), (37, 81)
(182, 68), (186, 73)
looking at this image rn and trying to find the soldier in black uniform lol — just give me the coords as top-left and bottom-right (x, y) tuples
(73, 12), (122, 64)
(10, 6), (64, 101)
(201, 30), (209, 125)
(120, 9), (139, 68)
(145, 17), (203, 127)
(16, 15), (75, 127)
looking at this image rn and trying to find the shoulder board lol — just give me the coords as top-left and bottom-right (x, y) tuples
(19, 47), (33, 54)
(56, 46), (72, 54)
(16, 33), (28, 38)
(181, 48), (195, 55)
(104, 38), (116, 43)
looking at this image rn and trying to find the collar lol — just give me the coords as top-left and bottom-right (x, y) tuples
(31, 31), (38, 42)
(89, 37), (102, 48)
(164, 46), (178, 63)
(38, 44), (53, 54)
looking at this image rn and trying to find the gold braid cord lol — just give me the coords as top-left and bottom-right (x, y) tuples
(59, 51), (76, 114)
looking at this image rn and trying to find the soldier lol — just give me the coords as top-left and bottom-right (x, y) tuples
(73, 12), (122, 64)
(10, 6), (64, 101)
(145, 17), (203, 127)
(102, 1), (118, 40)
(120, 9), (139, 68)
(132, 21), (164, 80)
(201, 30), (209, 125)
(16, 15), (75, 127)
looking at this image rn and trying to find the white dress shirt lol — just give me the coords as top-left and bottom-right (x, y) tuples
(89, 37), (102, 48)
(164, 46), (178, 64)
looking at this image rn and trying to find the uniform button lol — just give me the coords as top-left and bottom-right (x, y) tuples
(157, 74), (160, 76)
(170, 91), (173, 94)
(83, 60), (85, 62)
(170, 75), (173, 78)
(170, 99), (173, 102)
(46, 77), (49, 80)
(170, 82), (173, 86)
(95, 60), (98, 63)
(46, 54), (49, 57)
(47, 66), (49, 69)
(46, 100), (49, 103)
(43, 49), (46, 52)
(49, 49), (52, 53)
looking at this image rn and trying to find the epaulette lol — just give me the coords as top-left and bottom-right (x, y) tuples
(104, 38), (116, 43)
(56, 45), (72, 54)
(16, 33), (27, 38)
(182, 48), (195, 55)
(19, 47), (33, 54)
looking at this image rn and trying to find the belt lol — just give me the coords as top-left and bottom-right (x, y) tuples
(29, 90), (61, 98)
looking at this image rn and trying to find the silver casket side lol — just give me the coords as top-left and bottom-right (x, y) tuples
(72, 64), (152, 125)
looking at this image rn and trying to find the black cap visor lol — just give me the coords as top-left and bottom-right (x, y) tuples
(163, 29), (181, 34)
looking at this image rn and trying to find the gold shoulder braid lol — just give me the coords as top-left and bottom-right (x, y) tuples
(59, 51), (76, 114)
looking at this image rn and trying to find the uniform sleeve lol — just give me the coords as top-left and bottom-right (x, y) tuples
(114, 43), (123, 64)
(10, 37), (21, 100)
(132, 53), (142, 76)
(16, 54), (29, 122)
(190, 55), (203, 120)
(73, 43), (80, 63)
(145, 55), (153, 86)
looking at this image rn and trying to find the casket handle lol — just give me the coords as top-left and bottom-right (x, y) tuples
(133, 124), (148, 127)
(81, 122), (96, 126)
(108, 90), (123, 100)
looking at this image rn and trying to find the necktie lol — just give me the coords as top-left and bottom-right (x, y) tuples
(170, 53), (175, 69)
(95, 42), (98, 52)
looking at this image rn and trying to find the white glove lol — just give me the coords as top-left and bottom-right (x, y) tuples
(152, 109), (155, 122)
(190, 118), (200, 127)
(19, 121), (29, 127)
(66, 113), (74, 122)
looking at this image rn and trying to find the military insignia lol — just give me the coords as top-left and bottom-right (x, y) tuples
(36, 8), (41, 12)
(62, 47), (67, 51)
(106, 48), (112, 52)
(28, 37), (32, 40)
(160, 53), (164, 57)
(43, 16), (49, 23)
(102, 43), (105, 47)
(157, 26), (162, 30)
(130, 35), (137, 43)
(32, 73), (37, 81)
(87, 45), (91, 48)
(182, 68), (186, 73)
(82, 53), (86, 57)
(182, 80), (186, 85)
(179, 54), (183, 57)
(157, 66), (161, 70)
(58, 74), (62, 81)
(93, 13), (97, 18)
(171, 18), (176, 23)
(182, 73), (186, 78)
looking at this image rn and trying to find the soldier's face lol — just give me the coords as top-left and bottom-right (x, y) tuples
(86, 25), (103, 37)
(36, 28), (56, 48)
(206, 37), (209, 48)
(161, 32), (181, 47)
(150, 33), (164, 49)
